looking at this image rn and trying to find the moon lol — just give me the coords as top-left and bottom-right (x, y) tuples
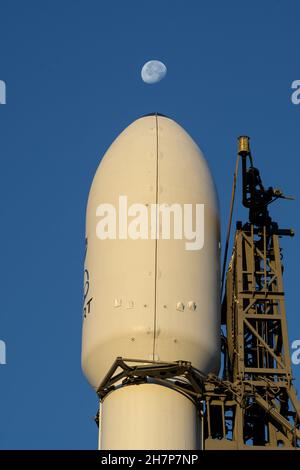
(141, 60), (167, 84)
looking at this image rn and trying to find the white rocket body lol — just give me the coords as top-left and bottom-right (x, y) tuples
(81, 114), (220, 449)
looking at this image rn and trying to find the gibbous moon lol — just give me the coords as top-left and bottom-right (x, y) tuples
(141, 60), (167, 84)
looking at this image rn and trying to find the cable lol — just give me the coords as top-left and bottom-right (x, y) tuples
(221, 153), (240, 298)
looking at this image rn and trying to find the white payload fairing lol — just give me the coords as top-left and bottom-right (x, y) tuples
(81, 114), (220, 450)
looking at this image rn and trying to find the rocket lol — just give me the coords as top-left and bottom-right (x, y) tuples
(81, 113), (220, 450)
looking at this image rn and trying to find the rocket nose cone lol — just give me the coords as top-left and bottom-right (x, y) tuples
(141, 112), (169, 118)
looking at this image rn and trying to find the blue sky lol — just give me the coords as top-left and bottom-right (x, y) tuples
(0, 0), (300, 449)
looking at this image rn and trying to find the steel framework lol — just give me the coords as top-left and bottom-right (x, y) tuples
(204, 136), (300, 449)
(204, 225), (300, 449)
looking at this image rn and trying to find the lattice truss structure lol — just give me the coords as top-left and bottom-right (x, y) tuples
(203, 224), (300, 449)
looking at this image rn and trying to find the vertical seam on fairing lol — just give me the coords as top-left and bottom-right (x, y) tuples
(152, 113), (159, 359)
